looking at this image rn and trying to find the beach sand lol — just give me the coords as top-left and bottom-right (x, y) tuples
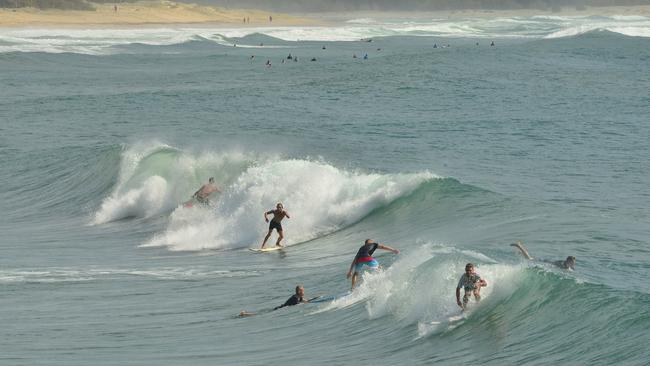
(0, 1), (315, 27)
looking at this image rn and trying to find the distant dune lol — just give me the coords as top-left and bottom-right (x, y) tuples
(0, 0), (316, 27)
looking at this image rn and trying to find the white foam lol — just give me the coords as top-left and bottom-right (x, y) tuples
(0, 267), (257, 283)
(310, 243), (524, 337)
(92, 142), (254, 225)
(144, 159), (435, 251)
(2, 15), (649, 54)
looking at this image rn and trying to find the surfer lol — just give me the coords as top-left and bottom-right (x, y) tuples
(190, 177), (220, 206)
(261, 203), (290, 248)
(511, 241), (576, 270)
(239, 285), (316, 317)
(456, 263), (487, 310)
(347, 239), (399, 291)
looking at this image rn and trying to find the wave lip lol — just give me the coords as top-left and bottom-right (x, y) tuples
(144, 159), (436, 251)
(92, 142), (254, 225)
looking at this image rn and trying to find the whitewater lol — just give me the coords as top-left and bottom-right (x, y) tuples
(1, 13), (649, 365)
(1, 14), (650, 54)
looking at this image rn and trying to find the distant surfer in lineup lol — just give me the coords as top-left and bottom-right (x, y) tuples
(239, 285), (317, 317)
(347, 239), (399, 291)
(455, 263), (487, 310)
(261, 202), (290, 248)
(185, 177), (220, 207)
(511, 241), (576, 270)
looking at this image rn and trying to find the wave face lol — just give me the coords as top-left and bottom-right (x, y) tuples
(3, 21), (650, 365)
(1, 15), (648, 54)
(128, 151), (436, 250)
(92, 142), (254, 225)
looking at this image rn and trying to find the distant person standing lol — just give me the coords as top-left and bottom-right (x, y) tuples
(114, 4), (117, 12)
(269, 15), (273, 22)
(261, 203), (290, 248)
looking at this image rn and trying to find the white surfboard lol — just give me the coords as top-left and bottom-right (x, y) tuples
(249, 246), (284, 253)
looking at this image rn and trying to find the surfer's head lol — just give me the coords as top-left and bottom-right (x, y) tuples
(295, 285), (304, 297)
(276, 202), (283, 209)
(465, 263), (475, 273)
(565, 256), (576, 270)
(209, 177), (215, 183)
(364, 239), (374, 245)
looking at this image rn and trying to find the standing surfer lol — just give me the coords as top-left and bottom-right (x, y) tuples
(347, 239), (399, 291)
(456, 263), (487, 310)
(261, 202), (290, 248)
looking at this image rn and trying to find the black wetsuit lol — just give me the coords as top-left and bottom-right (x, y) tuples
(274, 295), (304, 310)
(354, 243), (378, 262)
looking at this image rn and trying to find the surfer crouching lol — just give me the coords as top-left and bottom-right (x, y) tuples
(192, 177), (220, 205)
(456, 263), (487, 310)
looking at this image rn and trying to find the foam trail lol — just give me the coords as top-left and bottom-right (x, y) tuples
(144, 159), (435, 251)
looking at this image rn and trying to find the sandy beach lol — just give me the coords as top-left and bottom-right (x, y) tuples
(0, 1), (316, 27)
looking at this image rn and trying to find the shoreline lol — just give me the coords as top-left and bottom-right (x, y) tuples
(0, 1), (319, 28)
(1, 3), (648, 29)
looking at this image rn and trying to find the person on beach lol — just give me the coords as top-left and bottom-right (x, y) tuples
(261, 203), (290, 248)
(455, 263), (487, 310)
(511, 241), (576, 270)
(346, 239), (399, 291)
(190, 177), (220, 205)
(239, 285), (317, 317)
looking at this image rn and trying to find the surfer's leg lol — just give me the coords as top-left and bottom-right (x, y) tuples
(351, 272), (358, 291)
(275, 229), (284, 247)
(261, 230), (273, 248)
(473, 288), (481, 302)
(462, 291), (470, 307)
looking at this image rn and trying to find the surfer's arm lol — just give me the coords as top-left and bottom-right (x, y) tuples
(264, 211), (272, 222)
(455, 287), (463, 308)
(347, 257), (357, 277)
(510, 241), (533, 260)
(284, 210), (290, 219)
(378, 244), (399, 254)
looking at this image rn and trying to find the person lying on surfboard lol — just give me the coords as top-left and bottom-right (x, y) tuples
(456, 262), (487, 310)
(511, 241), (576, 270)
(346, 239), (399, 291)
(186, 177), (220, 207)
(261, 202), (290, 248)
(239, 285), (319, 317)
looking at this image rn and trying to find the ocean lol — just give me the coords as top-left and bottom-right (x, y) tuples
(1, 14), (649, 365)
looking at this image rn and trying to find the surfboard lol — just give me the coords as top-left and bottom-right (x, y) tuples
(249, 246), (284, 253)
(307, 291), (352, 303)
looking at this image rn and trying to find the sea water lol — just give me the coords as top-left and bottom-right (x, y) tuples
(1, 15), (649, 365)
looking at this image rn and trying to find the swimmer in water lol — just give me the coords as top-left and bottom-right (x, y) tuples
(511, 241), (576, 270)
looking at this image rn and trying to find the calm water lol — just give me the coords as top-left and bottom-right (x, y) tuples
(1, 15), (649, 365)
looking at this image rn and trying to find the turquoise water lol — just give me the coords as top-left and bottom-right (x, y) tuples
(1, 16), (650, 365)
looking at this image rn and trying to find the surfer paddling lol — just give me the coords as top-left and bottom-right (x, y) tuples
(456, 263), (487, 310)
(261, 202), (290, 248)
(347, 239), (399, 291)
(239, 285), (318, 317)
(189, 177), (220, 206)
(511, 241), (576, 270)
